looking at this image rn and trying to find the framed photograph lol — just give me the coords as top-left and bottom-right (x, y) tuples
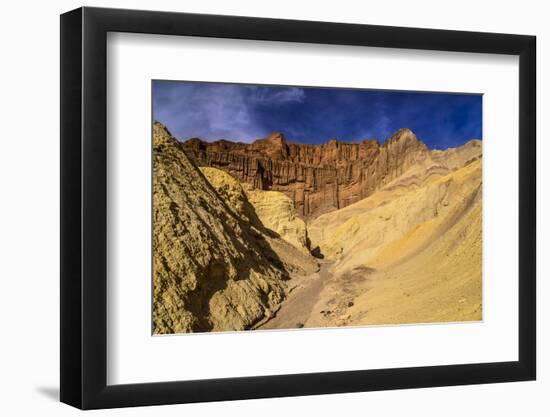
(60, 6), (536, 409)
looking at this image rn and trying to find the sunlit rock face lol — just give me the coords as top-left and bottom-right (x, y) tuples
(182, 128), (443, 220)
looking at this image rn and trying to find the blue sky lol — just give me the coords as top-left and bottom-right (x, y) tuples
(153, 80), (482, 150)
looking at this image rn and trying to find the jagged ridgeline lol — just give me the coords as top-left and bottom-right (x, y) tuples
(153, 122), (315, 334)
(183, 129), (481, 220)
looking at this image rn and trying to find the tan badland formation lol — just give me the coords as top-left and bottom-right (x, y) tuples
(200, 167), (310, 255)
(304, 156), (482, 327)
(183, 128), (481, 220)
(154, 121), (482, 333)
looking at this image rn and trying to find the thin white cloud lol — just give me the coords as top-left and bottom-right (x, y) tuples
(154, 83), (269, 142)
(248, 86), (306, 104)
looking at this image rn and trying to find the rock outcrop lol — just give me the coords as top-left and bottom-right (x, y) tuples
(200, 167), (310, 254)
(199, 167), (318, 268)
(431, 139), (482, 170)
(182, 129), (478, 220)
(244, 185), (310, 255)
(153, 122), (290, 334)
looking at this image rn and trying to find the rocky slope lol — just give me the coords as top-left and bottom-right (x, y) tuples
(302, 156), (483, 326)
(183, 129), (477, 220)
(200, 167), (312, 258)
(243, 185), (310, 254)
(153, 122), (316, 334)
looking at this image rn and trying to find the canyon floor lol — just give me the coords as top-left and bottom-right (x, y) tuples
(153, 122), (482, 334)
(258, 260), (334, 330)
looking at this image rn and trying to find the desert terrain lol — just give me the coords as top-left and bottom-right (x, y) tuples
(153, 121), (482, 334)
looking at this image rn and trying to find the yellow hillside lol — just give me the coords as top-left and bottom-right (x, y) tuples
(244, 186), (310, 254)
(201, 167), (310, 254)
(153, 124), (289, 334)
(306, 158), (482, 326)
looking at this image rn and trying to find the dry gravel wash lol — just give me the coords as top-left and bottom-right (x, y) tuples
(258, 261), (332, 330)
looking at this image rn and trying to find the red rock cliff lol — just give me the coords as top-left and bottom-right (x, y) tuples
(182, 128), (432, 220)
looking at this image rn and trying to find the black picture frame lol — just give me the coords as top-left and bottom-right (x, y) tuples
(60, 6), (536, 410)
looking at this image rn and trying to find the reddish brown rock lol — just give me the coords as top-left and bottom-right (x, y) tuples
(182, 129), (452, 220)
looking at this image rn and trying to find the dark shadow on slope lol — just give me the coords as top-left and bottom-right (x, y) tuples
(310, 246), (324, 259)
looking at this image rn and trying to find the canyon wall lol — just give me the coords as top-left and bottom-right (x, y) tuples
(182, 128), (463, 220)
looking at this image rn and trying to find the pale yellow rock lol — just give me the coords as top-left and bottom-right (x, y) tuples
(306, 158), (482, 326)
(201, 167), (310, 255)
(153, 122), (289, 334)
(431, 139), (482, 171)
(245, 186), (310, 254)
(309, 159), (482, 270)
(199, 166), (317, 276)
(199, 167), (253, 224)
